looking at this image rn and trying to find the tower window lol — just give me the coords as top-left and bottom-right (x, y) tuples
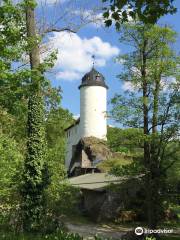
(67, 131), (71, 138)
(96, 74), (101, 81)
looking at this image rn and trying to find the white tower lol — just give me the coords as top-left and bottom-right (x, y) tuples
(79, 67), (108, 140)
(65, 67), (108, 172)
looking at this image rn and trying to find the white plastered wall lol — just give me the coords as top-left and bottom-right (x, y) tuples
(65, 123), (80, 169)
(80, 86), (107, 140)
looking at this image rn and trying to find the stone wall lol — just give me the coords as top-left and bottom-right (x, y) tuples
(80, 177), (143, 222)
(81, 189), (106, 220)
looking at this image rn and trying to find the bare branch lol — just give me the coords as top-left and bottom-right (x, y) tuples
(43, 27), (76, 34)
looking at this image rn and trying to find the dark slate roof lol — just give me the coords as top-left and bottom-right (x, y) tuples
(78, 68), (108, 89)
(64, 117), (80, 131)
(69, 173), (124, 191)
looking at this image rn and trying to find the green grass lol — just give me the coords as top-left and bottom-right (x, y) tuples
(172, 204), (180, 220)
(0, 233), (36, 240)
(161, 221), (180, 229)
(0, 231), (83, 240)
(97, 157), (132, 172)
(0, 230), (179, 240)
(161, 235), (180, 240)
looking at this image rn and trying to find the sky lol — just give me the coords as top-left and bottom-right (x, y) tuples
(39, 0), (180, 124)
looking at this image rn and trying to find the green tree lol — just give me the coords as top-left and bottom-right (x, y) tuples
(0, 133), (23, 203)
(0, 0), (28, 142)
(20, 0), (73, 230)
(0, 0), (101, 232)
(45, 107), (73, 197)
(107, 126), (143, 153)
(20, 0), (53, 231)
(102, 0), (177, 29)
(110, 23), (180, 229)
(0, 0), (26, 81)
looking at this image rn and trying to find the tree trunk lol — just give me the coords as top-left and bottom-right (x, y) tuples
(141, 39), (156, 229)
(151, 75), (162, 229)
(26, 5), (40, 71)
(21, 1), (48, 231)
(152, 76), (160, 134)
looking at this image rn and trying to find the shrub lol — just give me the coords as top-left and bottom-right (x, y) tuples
(0, 133), (23, 231)
(46, 182), (80, 216)
(45, 230), (83, 240)
(0, 133), (23, 202)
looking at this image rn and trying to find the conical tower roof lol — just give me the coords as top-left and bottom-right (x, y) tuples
(78, 68), (108, 89)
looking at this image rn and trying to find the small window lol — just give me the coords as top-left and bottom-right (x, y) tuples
(67, 131), (70, 138)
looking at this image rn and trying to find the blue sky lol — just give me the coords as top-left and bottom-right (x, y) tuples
(43, 0), (180, 124)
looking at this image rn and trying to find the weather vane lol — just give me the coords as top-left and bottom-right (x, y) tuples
(92, 55), (95, 68)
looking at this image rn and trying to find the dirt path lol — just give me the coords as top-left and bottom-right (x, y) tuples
(65, 221), (131, 239)
(65, 221), (180, 239)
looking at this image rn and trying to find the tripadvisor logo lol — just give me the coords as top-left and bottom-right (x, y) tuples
(135, 227), (173, 235)
(135, 227), (144, 235)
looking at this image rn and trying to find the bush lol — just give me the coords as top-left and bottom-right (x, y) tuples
(0, 231), (111, 240)
(0, 133), (23, 202)
(0, 133), (23, 231)
(45, 231), (83, 240)
(46, 181), (80, 215)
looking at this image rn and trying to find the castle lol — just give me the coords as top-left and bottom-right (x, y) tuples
(65, 68), (141, 222)
(65, 67), (109, 176)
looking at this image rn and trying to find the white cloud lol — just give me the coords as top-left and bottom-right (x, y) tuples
(122, 81), (135, 92)
(117, 58), (126, 64)
(47, 32), (119, 81)
(72, 10), (105, 28)
(108, 124), (115, 128)
(73, 114), (80, 120)
(161, 76), (177, 91)
(56, 71), (80, 81)
(73, 6), (134, 29)
(122, 76), (177, 92)
(37, 0), (67, 5)
(13, 0), (67, 5)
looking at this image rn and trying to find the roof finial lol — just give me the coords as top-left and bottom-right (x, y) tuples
(92, 55), (95, 69)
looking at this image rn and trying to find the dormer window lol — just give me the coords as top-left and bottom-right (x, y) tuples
(96, 74), (101, 81)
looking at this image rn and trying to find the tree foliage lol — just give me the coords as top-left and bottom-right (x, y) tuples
(110, 23), (180, 228)
(0, 0), (74, 231)
(102, 0), (177, 29)
(0, 133), (23, 202)
(107, 126), (143, 153)
(45, 107), (74, 199)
